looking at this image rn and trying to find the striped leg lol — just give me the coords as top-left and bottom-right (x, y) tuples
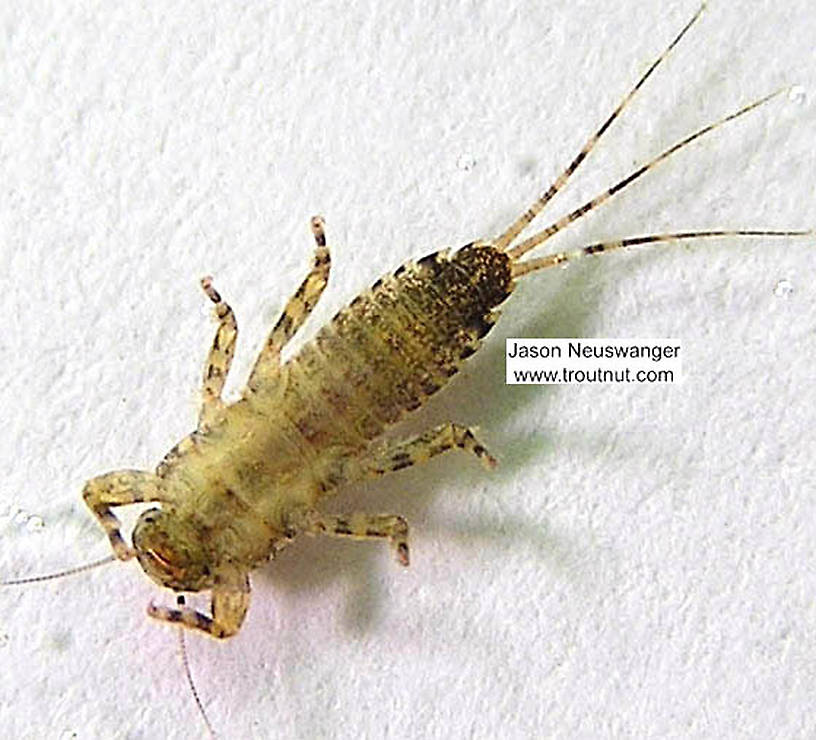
(303, 511), (411, 566)
(360, 422), (497, 478)
(198, 277), (238, 429)
(247, 216), (331, 390)
(82, 471), (168, 560)
(495, 3), (705, 250)
(511, 229), (814, 278)
(506, 89), (787, 260)
(148, 571), (250, 639)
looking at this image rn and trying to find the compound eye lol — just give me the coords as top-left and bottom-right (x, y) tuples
(147, 546), (186, 581)
(149, 547), (172, 569)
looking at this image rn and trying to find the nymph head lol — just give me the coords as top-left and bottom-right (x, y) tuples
(132, 508), (214, 592)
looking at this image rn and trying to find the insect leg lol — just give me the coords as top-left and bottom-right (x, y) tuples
(359, 422), (497, 478)
(148, 570), (250, 639)
(82, 471), (168, 560)
(506, 89), (787, 260)
(303, 511), (411, 566)
(494, 3), (705, 250)
(510, 229), (814, 278)
(198, 277), (238, 430)
(247, 216), (331, 390)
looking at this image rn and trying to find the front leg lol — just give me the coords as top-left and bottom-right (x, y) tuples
(148, 569), (250, 639)
(247, 216), (331, 391)
(82, 471), (168, 560)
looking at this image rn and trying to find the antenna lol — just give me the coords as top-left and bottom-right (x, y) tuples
(1, 554), (117, 585)
(177, 595), (216, 738)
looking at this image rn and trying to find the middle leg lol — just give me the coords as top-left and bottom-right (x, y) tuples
(302, 511), (411, 566)
(198, 276), (238, 429)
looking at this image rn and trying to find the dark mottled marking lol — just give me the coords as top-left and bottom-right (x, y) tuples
(451, 245), (514, 309)
(467, 314), (494, 339)
(420, 378), (441, 395)
(334, 519), (352, 535)
(416, 251), (444, 273)
(323, 468), (344, 488)
(272, 312), (294, 340)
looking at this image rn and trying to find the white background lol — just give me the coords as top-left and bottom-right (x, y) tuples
(1, 1), (815, 738)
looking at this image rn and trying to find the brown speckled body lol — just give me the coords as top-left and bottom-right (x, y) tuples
(8, 7), (809, 732)
(40, 3), (807, 651)
(158, 244), (514, 575)
(286, 245), (514, 461)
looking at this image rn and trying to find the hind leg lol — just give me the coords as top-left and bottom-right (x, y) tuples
(247, 217), (331, 390)
(357, 422), (497, 479)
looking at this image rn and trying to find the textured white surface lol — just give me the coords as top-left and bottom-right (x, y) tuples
(2, 1), (815, 738)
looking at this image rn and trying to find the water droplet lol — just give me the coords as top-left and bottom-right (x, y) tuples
(456, 154), (476, 172)
(0, 631), (9, 648)
(788, 86), (806, 105)
(773, 279), (794, 298)
(25, 515), (45, 533)
(12, 509), (28, 526)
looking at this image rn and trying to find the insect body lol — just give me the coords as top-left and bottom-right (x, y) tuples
(3, 3), (812, 733)
(95, 224), (513, 638)
(9, 2), (810, 637)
